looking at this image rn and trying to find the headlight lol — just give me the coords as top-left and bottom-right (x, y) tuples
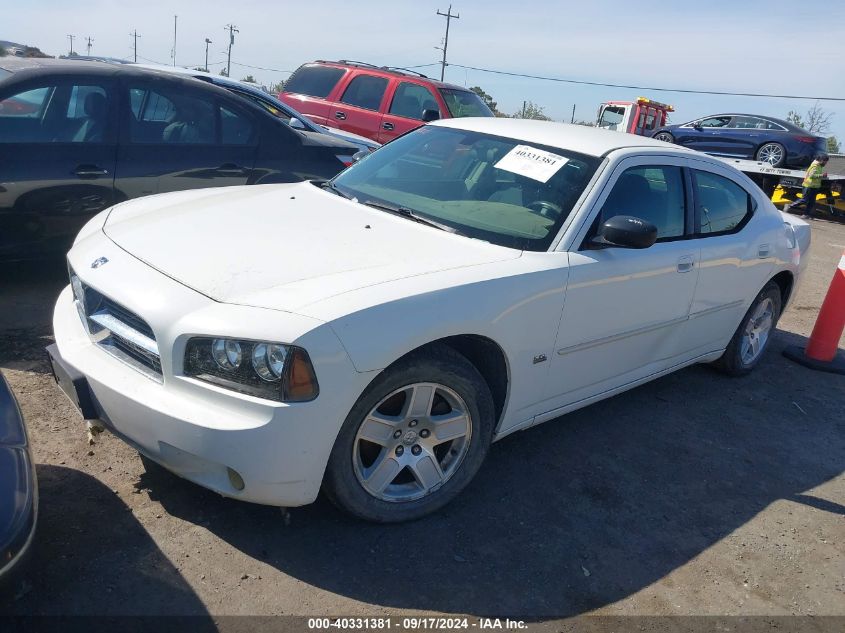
(184, 337), (319, 402)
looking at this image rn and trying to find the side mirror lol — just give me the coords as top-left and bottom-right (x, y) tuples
(692, 121), (702, 130)
(352, 149), (369, 163)
(421, 109), (440, 123)
(593, 215), (658, 249)
(288, 117), (306, 130)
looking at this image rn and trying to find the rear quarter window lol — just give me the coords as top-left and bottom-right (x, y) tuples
(284, 65), (345, 98)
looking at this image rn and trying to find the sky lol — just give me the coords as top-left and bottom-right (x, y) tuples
(5, 0), (845, 142)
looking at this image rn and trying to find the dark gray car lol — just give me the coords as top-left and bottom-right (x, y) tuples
(0, 59), (358, 262)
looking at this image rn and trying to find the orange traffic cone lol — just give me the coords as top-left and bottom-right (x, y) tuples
(783, 250), (845, 374)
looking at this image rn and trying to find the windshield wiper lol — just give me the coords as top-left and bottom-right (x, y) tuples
(361, 200), (457, 234)
(318, 180), (352, 199)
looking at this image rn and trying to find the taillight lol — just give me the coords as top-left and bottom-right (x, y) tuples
(795, 136), (818, 144)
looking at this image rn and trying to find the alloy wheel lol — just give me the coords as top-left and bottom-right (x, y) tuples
(740, 297), (775, 365)
(352, 382), (473, 502)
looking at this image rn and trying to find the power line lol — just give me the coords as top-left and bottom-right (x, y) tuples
(435, 5), (459, 82)
(448, 63), (845, 102)
(229, 60), (294, 73)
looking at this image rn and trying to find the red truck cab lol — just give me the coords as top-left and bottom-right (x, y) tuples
(596, 97), (674, 136)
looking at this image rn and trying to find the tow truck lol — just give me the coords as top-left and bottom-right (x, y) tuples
(596, 97), (844, 217)
(596, 97), (674, 136)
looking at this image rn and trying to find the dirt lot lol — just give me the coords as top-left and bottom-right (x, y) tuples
(0, 219), (843, 620)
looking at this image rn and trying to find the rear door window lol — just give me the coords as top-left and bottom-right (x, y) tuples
(692, 170), (754, 235)
(339, 75), (388, 111)
(0, 81), (113, 143)
(284, 65), (345, 98)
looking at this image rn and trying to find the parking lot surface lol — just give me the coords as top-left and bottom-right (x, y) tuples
(0, 219), (843, 618)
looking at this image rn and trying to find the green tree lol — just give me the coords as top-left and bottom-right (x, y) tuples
(469, 86), (505, 117)
(828, 136), (841, 154)
(270, 80), (286, 94)
(219, 68), (229, 77)
(512, 101), (551, 121)
(786, 102), (833, 134)
(241, 75), (257, 83)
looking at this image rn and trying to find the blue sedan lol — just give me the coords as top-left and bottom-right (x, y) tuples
(652, 114), (827, 168)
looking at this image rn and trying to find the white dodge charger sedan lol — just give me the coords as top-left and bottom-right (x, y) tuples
(48, 119), (810, 522)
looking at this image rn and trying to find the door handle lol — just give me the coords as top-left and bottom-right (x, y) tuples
(677, 255), (695, 273)
(335, 111), (347, 120)
(382, 122), (394, 131)
(74, 164), (109, 178)
(215, 163), (247, 176)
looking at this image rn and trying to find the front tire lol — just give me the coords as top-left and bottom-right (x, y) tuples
(756, 142), (786, 167)
(323, 344), (494, 522)
(713, 282), (782, 376)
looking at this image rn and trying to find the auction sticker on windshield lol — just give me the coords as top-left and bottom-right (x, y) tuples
(494, 145), (569, 183)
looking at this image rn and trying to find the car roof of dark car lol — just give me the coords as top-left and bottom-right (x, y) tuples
(692, 113), (807, 133)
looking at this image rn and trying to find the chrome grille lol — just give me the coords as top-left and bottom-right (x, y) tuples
(71, 270), (162, 382)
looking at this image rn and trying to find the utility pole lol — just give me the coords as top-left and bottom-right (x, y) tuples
(67, 34), (75, 56)
(435, 5), (459, 81)
(85, 36), (94, 56)
(225, 24), (238, 77)
(571, 104), (575, 124)
(204, 38), (212, 72)
(130, 30), (140, 63)
(172, 15), (178, 66)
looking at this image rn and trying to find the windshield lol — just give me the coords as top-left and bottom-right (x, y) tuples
(331, 125), (600, 251)
(438, 89), (494, 118)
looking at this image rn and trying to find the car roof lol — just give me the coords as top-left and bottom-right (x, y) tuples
(687, 113), (806, 133)
(0, 58), (220, 84)
(432, 117), (698, 158)
(304, 60), (472, 91)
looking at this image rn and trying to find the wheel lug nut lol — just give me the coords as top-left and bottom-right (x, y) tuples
(395, 446), (404, 457)
(393, 429), (402, 439)
(420, 429), (430, 438)
(411, 445), (422, 456)
(409, 419), (418, 427)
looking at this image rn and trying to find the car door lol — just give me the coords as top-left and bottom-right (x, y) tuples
(328, 73), (388, 141)
(682, 163), (776, 352)
(687, 115), (734, 154)
(721, 115), (763, 158)
(0, 75), (118, 261)
(543, 157), (700, 408)
(377, 81), (439, 143)
(115, 77), (257, 199)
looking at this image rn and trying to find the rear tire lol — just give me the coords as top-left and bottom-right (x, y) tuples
(756, 142), (786, 167)
(653, 131), (674, 144)
(323, 343), (494, 523)
(713, 282), (782, 376)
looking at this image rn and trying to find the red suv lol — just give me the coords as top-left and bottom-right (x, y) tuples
(279, 60), (494, 144)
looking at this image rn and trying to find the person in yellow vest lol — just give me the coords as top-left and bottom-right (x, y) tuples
(786, 154), (829, 219)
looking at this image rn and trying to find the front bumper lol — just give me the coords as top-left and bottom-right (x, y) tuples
(51, 247), (369, 507)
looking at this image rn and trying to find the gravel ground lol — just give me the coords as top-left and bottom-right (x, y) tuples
(0, 218), (843, 619)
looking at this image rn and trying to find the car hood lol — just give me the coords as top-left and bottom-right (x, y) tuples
(103, 183), (520, 313)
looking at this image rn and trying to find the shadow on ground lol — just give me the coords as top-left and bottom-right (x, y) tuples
(133, 329), (845, 617)
(0, 465), (214, 623)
